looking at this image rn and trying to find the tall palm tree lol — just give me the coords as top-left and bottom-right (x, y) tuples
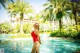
(42, 0), (74, 33)
(71, 2), (80, 31)
(8, 0), (33, 33)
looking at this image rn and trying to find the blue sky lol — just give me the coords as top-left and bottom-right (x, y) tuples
(0, 0), (48, 23)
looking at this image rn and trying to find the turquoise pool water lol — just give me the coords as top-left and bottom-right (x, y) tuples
(0, 34), (80, 53)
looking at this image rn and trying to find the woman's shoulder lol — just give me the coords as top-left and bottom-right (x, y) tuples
(31, 30), (34, 33)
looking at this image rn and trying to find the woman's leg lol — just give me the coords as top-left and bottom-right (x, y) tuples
(36, 42), (40, 53)
(36, 45), (39, 53)
(31, 43), (37, 53)
(31, 42), (39, 53)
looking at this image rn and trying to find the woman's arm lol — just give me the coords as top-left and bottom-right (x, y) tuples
(34, 29), (41, 44)
(39, 36), (41, 44)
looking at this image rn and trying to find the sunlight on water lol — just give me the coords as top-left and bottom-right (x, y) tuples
(0, 34), (80, 53)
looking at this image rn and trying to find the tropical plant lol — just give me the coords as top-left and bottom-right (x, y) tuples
(7, 0), (33, 33)
(0, 0), (14, 9)
(23, 23), (33, 34)
(42, 4), (54, 22)
(42, 0), (73, 33)
(71, 2), (80, 31)
(0, 21), (12, 34)
(50, 29), (78, 38)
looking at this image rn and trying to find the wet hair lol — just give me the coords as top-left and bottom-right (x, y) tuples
(33, 23), (39, 31)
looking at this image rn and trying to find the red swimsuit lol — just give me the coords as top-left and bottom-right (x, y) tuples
(31, 31), (38, 43)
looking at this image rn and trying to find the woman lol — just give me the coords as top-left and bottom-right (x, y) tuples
(31, 23), (41, 53)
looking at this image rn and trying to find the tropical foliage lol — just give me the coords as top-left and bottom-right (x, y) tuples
(0, 22), (12, 34)
(50, 29), (80, 39)
(0, 0), (80, 39)
(23, 23), (33, 34)
(41, 0), (80, 33)
(0, 0), (14, 8)
(7, 0), (33, 33)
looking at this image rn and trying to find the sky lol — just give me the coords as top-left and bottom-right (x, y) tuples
(0, 0), (48, 23)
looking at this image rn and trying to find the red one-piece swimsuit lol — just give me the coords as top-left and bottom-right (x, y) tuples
(31, 31), (38, 43)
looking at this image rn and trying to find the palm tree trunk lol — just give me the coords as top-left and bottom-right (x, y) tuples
(73, 11), (78, 31)
(20, 19), (23, 33)
(20, 13), (24, 33)
(50, 21), (53, 32)
(59, 19), (62, 33)
(71, 2), (78, 31)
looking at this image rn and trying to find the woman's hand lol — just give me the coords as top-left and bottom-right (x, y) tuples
(38, 41), (41, 44)
(39, 37), (41, 44)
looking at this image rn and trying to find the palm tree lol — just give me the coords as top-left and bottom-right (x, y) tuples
(42, 0), (74, 33)
(42, 0), (63, 32)
(8, 0), (33, 33)
(71, 2), (80, 31)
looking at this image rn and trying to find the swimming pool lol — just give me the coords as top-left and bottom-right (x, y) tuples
(0, 34), (80, 53)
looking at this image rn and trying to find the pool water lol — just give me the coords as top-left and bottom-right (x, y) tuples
(0, 34), (80, 53)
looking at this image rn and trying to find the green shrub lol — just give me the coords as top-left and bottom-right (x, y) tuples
(50, 31), (58, 37)
(74, 31), (80, 39)
(50, 30), (60, 37)
(0, 22), (12, 34)
(23, 23), (33, 34)
(50, 29), (79, 39)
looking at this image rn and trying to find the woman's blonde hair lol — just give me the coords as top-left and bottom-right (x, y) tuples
(33, 23), (39, 31)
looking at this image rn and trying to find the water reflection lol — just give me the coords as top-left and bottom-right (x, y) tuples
(0, 34), (80, 53)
